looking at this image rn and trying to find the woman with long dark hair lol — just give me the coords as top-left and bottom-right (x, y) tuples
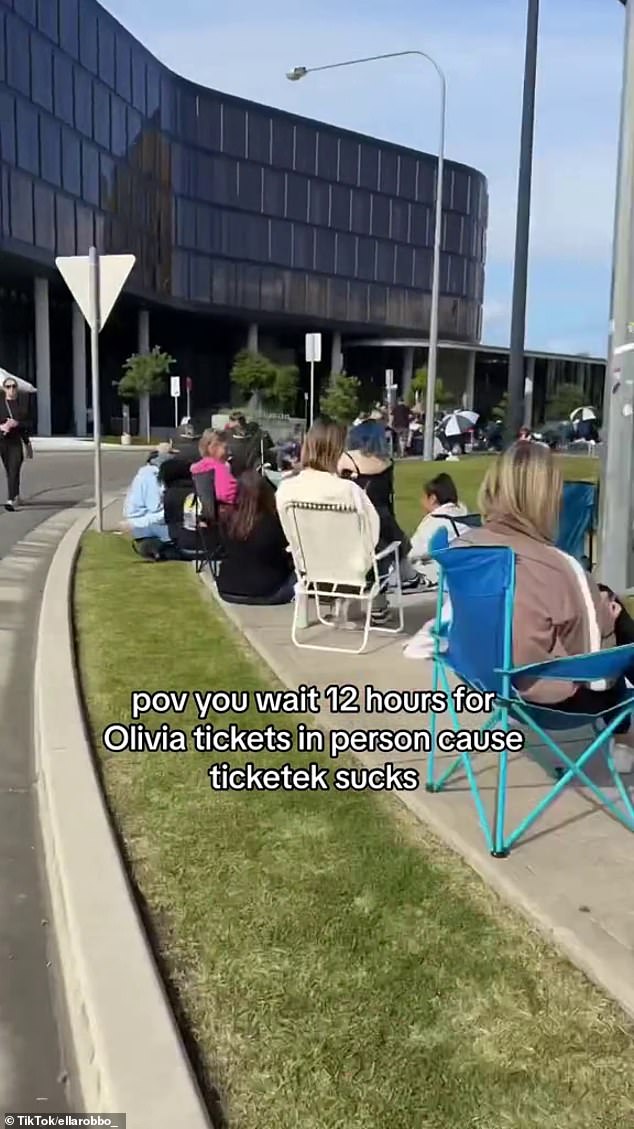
(217, 470), (294, 604)
(0, 376), (32, 511)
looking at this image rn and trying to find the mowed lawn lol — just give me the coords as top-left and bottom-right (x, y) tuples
(74, 518), (634, 1129)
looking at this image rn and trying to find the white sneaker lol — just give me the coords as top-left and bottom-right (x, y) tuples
(611, 743), (634, 775)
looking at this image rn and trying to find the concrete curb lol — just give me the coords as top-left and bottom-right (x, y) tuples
(199, 571), (634, 1024)
(35, 504), (212, 1126)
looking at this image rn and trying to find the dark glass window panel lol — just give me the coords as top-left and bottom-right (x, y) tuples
(247, 112), (270, 163)
(81, 142), (99, 205)
(74, 68), (93, 137)
(237, 161), (261, 211)
(14, 0), (36, 23)
(10, 170), (33, 244)
(146, 64), (160, 119)
(444, 211), (463, 254)
(452, 168), (469, 212)
(131, 51), (146, 115)
(40, 116), (61, 185)
(415, 159), (435, 205)
(410, 203), (429, 245)
(413, 246), (432, 289)
(210, 155), (237, 206)
(196, 96), (221, 150)
(193, 152), (213, 201)
(127, 106), (143, 149)
(305, 274), (327, 318)
(59, 0), (78, 57)
(398, 154), (417, 199)
(356, 236), (375, 282)
(338, 138), (358, 186)
(447, 255), (466, 296)
(270, 219), (292, 267)
(78, 1), (97, 72)
(330, 184), (350, 230)
(176, 198), (196, 248)
(271, 116), (293, 168)
(93, 82), (110, 149)
(76, 203), (94, 253)
(350, 190), (371, 235)
(31, 34), (53, 110)
(286, 173), (308, 222)
(115, 34), (131, 102)
(259, 264), (283, 312)
(0, 11), (5, 85)
(175, 88), (197, 143)
(308, 179), (328, 226)
(317, 131), (338, 179)
(16, 101), (39, 175)
(292, 224), (314, 271)
(62, 128), (81, 194)
(222, 103), (246, 158)
(53, 51), (73, 124)
(0, 90), (16, 166)
(328, 277), (348, 320)
(335, 232), (355, 276)
(348, 281), (368, 323)
(171, 250), (189, 299)
(395, 244), (414, 286)
(370, 194), (389, 238)
(99, 152), (115, 208)
(97, 15), (115, 85)
(379, 149), (398, 195)
(235, 263), (261, 309)
(358, 144), (379, 191)
(368, 284), (387, 324)
(110, 95), (127, 156)
(386, 287), (405, 329)
(314, 228), (335, 274)
(262, 167), (284, 216)
(6, 14), (30, 96)
(284, 270), (306, 316)
(195, 204), (220, 253)
(294, 124), (317, 176)
(34, 182), (56, 250)
(376, 241), (395, 284)
(190, 255), (211, 302)
(390, 197), (410, 241)
(160, 77), (173, 132)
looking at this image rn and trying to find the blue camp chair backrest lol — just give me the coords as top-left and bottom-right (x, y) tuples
(431, 544), (515, 696)
(429, 526), (450, 554)
(556, 481), (596, 562)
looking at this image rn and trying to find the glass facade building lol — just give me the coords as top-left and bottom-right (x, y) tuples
(0, 0), (489, 432)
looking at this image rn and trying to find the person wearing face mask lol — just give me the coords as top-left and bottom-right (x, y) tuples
(0, 376), (32, 511)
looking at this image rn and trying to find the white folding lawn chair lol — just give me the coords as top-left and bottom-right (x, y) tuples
(282, 499), (404, 654)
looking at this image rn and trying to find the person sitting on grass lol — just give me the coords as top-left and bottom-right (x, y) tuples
(190, 429), (238, 506)
(120, 443), (180, 559)
(217, 471), (295, 605)
(457, 441), (634, 774)
(407, 472), (469, 589)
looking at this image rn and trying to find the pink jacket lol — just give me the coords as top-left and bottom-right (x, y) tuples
(190, 457), (238, 504)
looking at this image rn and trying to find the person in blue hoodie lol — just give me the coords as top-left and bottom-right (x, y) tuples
(121, 444), (175, 551)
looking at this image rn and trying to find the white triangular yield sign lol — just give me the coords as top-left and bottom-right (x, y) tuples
(55, 253), (136, 332)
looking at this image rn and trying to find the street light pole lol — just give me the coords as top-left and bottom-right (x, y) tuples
(507, 0), (540, 443)
(286, 51), (446, 461)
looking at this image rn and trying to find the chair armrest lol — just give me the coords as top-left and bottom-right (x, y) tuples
(497, 644), (634, 683)
(375, 540), (401, 561)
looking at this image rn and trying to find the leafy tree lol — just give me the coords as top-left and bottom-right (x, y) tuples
(320, 372), (361, 424)
(271, 364), (299, 414)
(118, 346), (176, 440)
(546, 382), (586, 421)
(412, 366), (454, 409)
(230, 350), (277, 400)
(493, 391), (508, 419)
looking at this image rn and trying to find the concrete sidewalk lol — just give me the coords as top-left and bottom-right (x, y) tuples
(203, 581), (634, 1021)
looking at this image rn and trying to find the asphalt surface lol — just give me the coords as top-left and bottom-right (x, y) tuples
(0, 449), (142, 1114)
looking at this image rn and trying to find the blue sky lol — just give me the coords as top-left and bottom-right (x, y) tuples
(103, 0), (626, 357)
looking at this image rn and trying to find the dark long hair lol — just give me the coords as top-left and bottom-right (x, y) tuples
(224, 470), (277, 541)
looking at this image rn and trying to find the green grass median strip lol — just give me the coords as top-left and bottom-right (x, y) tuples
(75, 531), (631, 1129)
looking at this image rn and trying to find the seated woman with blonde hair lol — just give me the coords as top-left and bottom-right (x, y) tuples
(190, 428), (238, 505)
(456, 442), (634, 772)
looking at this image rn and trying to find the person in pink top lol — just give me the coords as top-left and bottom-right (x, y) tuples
(190, 429), (239, 505)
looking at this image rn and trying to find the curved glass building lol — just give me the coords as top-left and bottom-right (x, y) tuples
(0, 0), (488, 433)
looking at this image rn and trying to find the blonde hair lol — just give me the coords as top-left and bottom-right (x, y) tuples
(198, 429), (227, 459)
(301, 418), (347, 473)
(478, 441), (562, 542)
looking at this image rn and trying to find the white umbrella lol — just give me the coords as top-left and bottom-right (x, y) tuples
(570, 406), (596, 422)
(442, 410), (479, 437)
(0, 367), (36, 393)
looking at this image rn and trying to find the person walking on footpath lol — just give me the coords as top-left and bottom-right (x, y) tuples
(0, 375), (32, 511)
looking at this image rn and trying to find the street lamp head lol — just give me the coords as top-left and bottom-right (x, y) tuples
(286, 66), (308, 81)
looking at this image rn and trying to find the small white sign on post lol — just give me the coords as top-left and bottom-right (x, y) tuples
(305, 333), (322, 363)
(170, 376), (181, 398)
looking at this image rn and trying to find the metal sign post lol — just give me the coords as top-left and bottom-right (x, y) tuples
(305, 332), (322, 426)
(88, 247), (103, 531)
(171, 375), (181, 430)
(185, 376), (192, 419)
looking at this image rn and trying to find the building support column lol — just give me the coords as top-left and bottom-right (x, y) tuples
(402, 346), (414, 400)
(462, 349), (476, 410)
(247, 323), (259, 354)
(72, 302), (87, 436)
(34, 277), (51, 436)
(331, 331), (343, 374)
(524, 355), (535, 428)
(138, 309), (151, 441)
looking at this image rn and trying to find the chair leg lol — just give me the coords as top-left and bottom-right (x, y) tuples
(491, 708), (510, 858)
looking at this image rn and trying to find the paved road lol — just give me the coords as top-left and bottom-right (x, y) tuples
(0, 450), (142, 1113)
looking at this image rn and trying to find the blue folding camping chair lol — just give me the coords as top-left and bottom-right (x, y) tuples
(427, 542), (634, 857)
(556, 481), (598, 568)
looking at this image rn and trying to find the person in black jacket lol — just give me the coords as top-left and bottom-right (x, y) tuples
(224, 413), (276, 476)
(217, 470), (294, 604)
(0, 377), (32, 511)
